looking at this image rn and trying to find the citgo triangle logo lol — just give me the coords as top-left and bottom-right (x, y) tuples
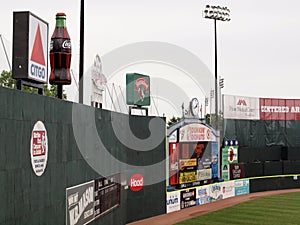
(30, 24), (45, 66)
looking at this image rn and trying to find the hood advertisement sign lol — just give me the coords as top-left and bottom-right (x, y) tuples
(13, 11), (48, 84)
(224, 95), (300, 121)
(129, 174), (144, 192)
(126, 73), (150, 106)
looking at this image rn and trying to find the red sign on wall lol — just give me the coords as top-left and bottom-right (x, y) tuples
(260, 98), (300, 120)
(32, 131), (47, 156)
(130, 174), (144, 192)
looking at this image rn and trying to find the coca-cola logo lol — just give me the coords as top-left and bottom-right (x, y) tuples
(62, 40), (71, 49)
(130, 174), (144, 192)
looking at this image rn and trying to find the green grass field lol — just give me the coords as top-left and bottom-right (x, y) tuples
(175, 192), (300, 225)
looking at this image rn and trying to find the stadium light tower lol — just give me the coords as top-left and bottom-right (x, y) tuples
(203, 5), (230, 129)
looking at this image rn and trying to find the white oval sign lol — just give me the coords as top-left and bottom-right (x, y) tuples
(30, 121), (48, 176)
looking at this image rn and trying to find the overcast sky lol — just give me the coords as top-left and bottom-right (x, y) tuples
(1, 0), (300, 117)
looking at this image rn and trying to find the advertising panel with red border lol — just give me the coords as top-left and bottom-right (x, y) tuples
(224, 94), (300, 121)
(260, 98), (300, 120)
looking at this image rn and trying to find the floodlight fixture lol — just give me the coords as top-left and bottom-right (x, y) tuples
(202, 4), (231, 130)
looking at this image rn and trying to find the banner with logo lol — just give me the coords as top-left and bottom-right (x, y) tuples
(223, 95), (260, 120)
(209, 183), (223, 202)
(260, 98), (300, 120)
(196, 186), (210, 205)
(66, 181), (95, 225)
(229, 163), (245, 180)
(179, 124), (212, 142)
(222, 181), (235, 199)
(166, 191), (181, 213)
(234, 179), (250, 196)
(66, 174), (121, 225)
(224, 95), (300, 121)
(180, 188), (196, 209)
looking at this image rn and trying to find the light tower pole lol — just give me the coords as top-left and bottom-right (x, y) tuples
(203, 5), (230, 129)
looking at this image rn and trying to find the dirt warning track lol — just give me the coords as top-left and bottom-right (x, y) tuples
(127, 189), (300, 225)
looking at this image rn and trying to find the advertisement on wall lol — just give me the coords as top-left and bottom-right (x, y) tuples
(179, 124), (212, 142)
(179, 171), (197, 184)
(169, 141), (213, 187)
(180, 188), (196, 209)
(211, 142), (219, 179)
(66, 174), (121, 225)
(235, 179), (250, 196)
(229, 163), (245, 180)
(225, 146), (238, 164)
(166, 191), (181, 213)
(94, 174), (120, 218)
(222, 181), (235, 199)
(260, 98), (300, 120)
(66, 181), (95, 225)
(126, 73), (150, 106)
(30, 121), (48, 176)
(197, 169), (212, 181)
(224, 94), (300, 121)
(129, 174), (144, 192)
(169, 143), (179, 185)
(209, 183), (223, 202)
(222, 140), (238, 181)
(196, 186), (210, 205)
(221, 148), (229, 181)
(223, 95), (260, 120)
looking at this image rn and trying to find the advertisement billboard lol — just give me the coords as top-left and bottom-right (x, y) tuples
(196, 186), (210, 205)
(13, 11), (48, 84)
(180, 188), (196, 209)
(166, 191), (181, 213)
(222, 181), (235, 199)
(126, 73), (150, 106)
(30, 121), (48, 176)
(66, 181), (95, 225)
(94, 174), (120, 218)
(179, 124), (213, 142)
(66, 174), (120, 225)
(209, 183), (223, 202)
(229, 163), (245, 180)
(260, 98), (300, 120)
(224, 94), (300, 121)
(223, 95), (260, 120)
(235, 179), (250, 196)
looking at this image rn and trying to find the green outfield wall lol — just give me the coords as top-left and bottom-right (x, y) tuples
(0, 86), (166, 225)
